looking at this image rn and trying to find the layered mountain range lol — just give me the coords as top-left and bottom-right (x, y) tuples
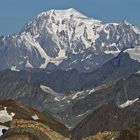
(0, 70), (139, 140)
(0, 100), (139, 140)
(0, 8), (140, 140)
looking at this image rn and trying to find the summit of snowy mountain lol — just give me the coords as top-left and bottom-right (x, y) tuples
(37, 8), (88, 19)
(0, 8), (140, 72)
(34, 8), (101, 22)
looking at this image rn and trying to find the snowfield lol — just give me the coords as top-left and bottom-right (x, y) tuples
(32, 114), (39, 120)
(0, 107), (15, 123)
(0, 125), (9, 136)
(125, 46), (140, 62)
(118, 98), (139, 108)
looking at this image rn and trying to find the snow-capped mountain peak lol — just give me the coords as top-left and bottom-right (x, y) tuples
(37, 8), (89, 20)
(1, 8), (140, 72)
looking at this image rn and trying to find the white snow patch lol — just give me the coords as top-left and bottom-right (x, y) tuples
(0, 107), (15, 123)
(54, 97), (60, 102)
(26, 60), (33, 68)
(131, 25), (140, 34)
(102, 42), (105, 47)
(0, 125), (9, 136)
(89, 88), (95, 95)
(86, 54), (92, 59)
(65, 124), (72, 130)
(40, 85), (59, 96)
(71, 60), (77, 64)
(50, 49), (67, 65)
(71, 91), (85, 100)
(85, 66), (90, 70)
(67, 100), (71, 104)
(65, 68), (73, 71)
(32, 114), (39, 120)
(35, 42), (50, 69)
(104, 29), (110, 39)
(118, 98), (139, 108)
(104, 49), (120, 55)
(21, 32), (50, 69)
(72, 92), (80, 100)
(104, 43), (120, 55)
(110, 43), (116, 46)
(19, 61), (24, 65)
(125, 46), (140, 62)
(60, 104), (65, 107)
(11, 66), (20, 72)
(58, 49), (66, 58)
(62, 96), (67, 100)
(136, 70), (140, 74)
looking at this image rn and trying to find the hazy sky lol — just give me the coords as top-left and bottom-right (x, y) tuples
(0, 0), (140, 35)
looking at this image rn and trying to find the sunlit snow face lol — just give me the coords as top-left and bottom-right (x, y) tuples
(0, 107), (15, 123)
(124, 46), (140, 62)
(118, 98), (139, 108)
(32, 114), (39, 120)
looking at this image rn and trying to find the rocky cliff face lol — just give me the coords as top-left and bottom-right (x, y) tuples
(1, 119), (70, 140)
(81, 125), (140, 140)
(0, 100), (70, 140)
